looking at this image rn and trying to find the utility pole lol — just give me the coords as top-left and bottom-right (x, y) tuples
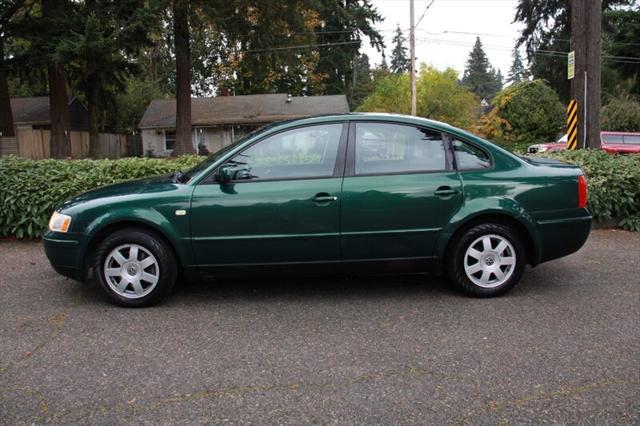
(409, 0), (416, 116)
(571, 0), (602, 149)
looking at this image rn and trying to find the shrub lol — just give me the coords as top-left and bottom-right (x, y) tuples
(601, 94), (640, 132)
(539, 150), (640, 231)
(0, 155), (202, 239)
(476, 80), (565, 146)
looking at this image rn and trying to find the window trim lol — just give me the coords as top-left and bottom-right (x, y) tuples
(446, 133), (494, 172)
(203, 122), (349, 184)
(345, 121), (453, 178)
(164, 130), (176, 152)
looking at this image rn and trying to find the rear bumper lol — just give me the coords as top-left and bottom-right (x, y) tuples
(43, 231), (86, 281)
(536, 211), (592, 263)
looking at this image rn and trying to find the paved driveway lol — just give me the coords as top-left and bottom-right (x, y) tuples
(1, 229), (638, 424)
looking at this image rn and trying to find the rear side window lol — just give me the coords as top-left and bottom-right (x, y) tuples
(623, 135), (640, 145)
(354, 123), (447, 175)
(451, 138), (491, 170)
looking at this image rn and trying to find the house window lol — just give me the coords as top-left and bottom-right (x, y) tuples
(165, 130), (176, 151)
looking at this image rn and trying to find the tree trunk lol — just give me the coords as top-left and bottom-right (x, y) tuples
(0, 37), (15, 138)
(87, 84), (100, 159)
(172, 0), (193, 155)
(48, 64), (71, 158)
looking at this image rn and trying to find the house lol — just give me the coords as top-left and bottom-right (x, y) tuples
(138, 93), (349, 156)
(4, 97), (128, 159)
(10, 96), (89, 132)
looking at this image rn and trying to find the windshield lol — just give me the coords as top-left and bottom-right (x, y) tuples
(181, 124), (277, 181)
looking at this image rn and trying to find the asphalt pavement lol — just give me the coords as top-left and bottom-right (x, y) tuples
(1, 229), (638, 424)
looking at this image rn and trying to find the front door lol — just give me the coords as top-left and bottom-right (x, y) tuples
(190, 123), (347, 270)
(340, 122), (463, 264)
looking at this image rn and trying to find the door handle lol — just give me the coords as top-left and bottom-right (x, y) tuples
(312, 193), (338, 204)
(434, 186), (459, 197)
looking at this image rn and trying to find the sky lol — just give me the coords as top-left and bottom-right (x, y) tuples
(363, 0), (527, 78)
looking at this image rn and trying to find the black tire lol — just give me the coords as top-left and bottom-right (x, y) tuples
(92, 228), (178, 307)
(446, 223), (526, 297)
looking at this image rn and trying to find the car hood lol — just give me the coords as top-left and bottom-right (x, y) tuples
(58, 174), (180, 210)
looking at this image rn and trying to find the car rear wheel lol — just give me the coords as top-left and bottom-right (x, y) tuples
(93, 228), (177, 307)
(446, 223), (526, 297)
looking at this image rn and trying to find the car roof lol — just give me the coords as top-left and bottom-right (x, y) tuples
(601, 131), (640, 136)
(267, 112), (460, 134)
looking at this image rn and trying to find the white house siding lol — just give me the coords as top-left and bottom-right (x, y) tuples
(141, 126), (243, 157)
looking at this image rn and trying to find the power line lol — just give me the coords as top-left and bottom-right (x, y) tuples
(242, 40), (362, 54)
(415, 0), (437, 28)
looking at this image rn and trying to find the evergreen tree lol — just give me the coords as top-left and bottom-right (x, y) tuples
(56, 0), (152, 158)
(349, 53), (373, 109)
(507, 47), (526, 83)
(390, 24), (409, 74)
(461, 37), (502, 100)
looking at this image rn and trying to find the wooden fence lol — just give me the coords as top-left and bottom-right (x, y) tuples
(2, 129), (129, 159)
(0, 137), (18, 156)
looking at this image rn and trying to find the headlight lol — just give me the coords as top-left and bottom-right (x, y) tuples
(49, 212), (72, 233)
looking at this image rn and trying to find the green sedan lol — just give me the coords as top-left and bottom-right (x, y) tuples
(43, 113), (592, 307)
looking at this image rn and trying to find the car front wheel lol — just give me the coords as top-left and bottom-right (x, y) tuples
(446, 223), (526, 297)
(93, 228), (177, 307)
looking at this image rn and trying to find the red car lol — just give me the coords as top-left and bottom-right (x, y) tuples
(528, 132), (640, 154)
(601, 131), (640, 154)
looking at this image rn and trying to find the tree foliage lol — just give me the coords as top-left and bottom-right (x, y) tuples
(514, 0), (638, 102)
(390, 24), (409, 74)
(601, 94), (640, 132)
(357, 64), (479, 129)
(477, 79), (564, 145)
(507, 47), (526, 84)
(461, 37), (502, 100)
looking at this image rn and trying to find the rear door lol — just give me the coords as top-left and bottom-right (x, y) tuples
(340, 121), (463, 263)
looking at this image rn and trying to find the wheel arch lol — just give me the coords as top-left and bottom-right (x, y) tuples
(438, 210), (541, 267)
(83, 220), (186, 279)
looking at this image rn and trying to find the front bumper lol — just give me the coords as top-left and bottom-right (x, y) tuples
(43, 231), (86, 281)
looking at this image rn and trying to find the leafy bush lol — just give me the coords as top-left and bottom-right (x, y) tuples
(0, 155), (203, 239)
(539, 150), (640, 231)
(601, 94), (640, 132)
(476, 80), (564, 146)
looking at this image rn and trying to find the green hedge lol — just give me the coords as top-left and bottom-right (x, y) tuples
(0, 156), (202, 239)
(0, 151), (638, 239)
(538, 150), (640, 231)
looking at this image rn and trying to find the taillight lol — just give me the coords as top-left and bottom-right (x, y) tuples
(578, 175), (588, 208)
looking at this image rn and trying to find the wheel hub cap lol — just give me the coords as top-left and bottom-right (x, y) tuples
(464, 234), (516, 289)
(104, 244), (160, 299)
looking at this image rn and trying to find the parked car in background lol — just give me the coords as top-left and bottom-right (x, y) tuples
(528, 135), (567, 154)
(528, 131), (640, 154)
(600, 131), (640, 154)
(44, 113), (592, 307)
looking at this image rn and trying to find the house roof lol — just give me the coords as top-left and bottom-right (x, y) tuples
(10, 97), (51, 124)
(138, 94), (350, 129)
(10, 96), (88, 127)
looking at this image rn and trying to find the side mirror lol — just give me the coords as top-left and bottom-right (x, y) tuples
(216, 163), (252, 183)
(216, 164), (234, 183)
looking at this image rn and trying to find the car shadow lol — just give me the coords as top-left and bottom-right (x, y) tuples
(168, 273), (457, 305)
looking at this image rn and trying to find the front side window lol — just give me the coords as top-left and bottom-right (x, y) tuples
(229, 123), (343, 181)
(623, 135), (640, 145)
(354, 123), (447, 175)
(451, 138), (491, 170)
